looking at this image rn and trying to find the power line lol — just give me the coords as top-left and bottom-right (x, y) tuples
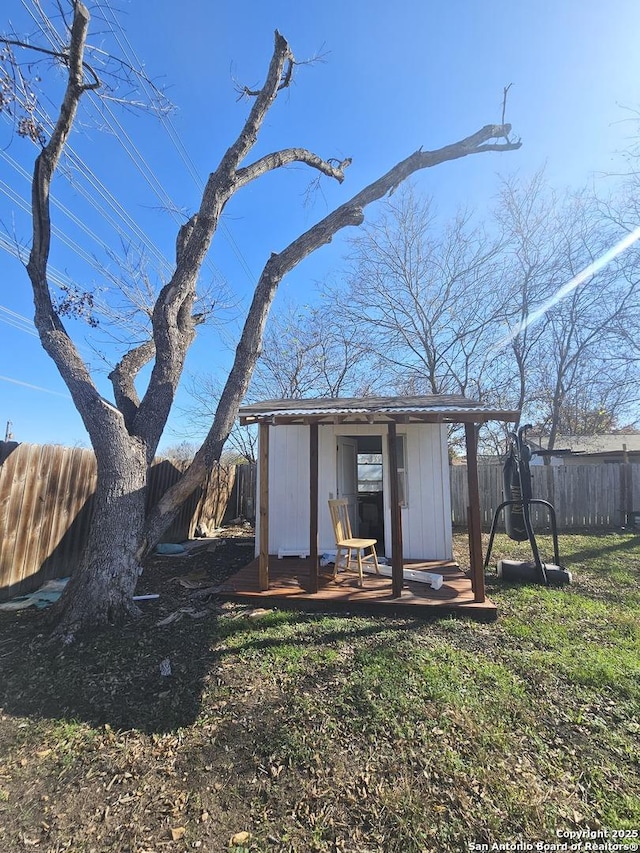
(0, 112), (176, 278)
(0, 302), (38, 337)
(0, 148), (172, 276)
(3, 3), (178, 278)
(96, 0), (256, 285)
(0, 373), (71, 398)
(3, 0), (257, 354)
(9, 0), (255, 292)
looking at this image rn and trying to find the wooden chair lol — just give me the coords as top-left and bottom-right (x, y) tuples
(328, 499), (380, 587)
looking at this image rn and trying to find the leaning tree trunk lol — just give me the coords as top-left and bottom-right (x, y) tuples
(50, 434), (149, 643)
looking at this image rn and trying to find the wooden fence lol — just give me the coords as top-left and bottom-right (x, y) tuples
(450, 463), (640, 529)
(0, 442), (236, 601)
(228, 462), (256, 522)
(3, 449), (634, 602)
(230, 461), (639, 532)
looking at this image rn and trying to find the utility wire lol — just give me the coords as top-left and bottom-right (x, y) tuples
(3, 0), (257, 357)
(97, 0), (256, 285)
(0, 302), (38, 337)
(7, 3), (177, 277)
(9, 0), (254, 291)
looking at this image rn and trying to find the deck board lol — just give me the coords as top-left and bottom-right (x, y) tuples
(218, 556), (497, 620)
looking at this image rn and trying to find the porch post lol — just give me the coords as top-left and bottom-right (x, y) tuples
(387, 420), (404, 598)
(309, 422), (319, 593)
(464, 421), (485, 603)
(258, 421), (270, 591)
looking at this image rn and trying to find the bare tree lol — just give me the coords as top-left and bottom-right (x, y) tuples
(335, 185), (505, 399)
(493, 175), (639, 447)
(180, 300), (374, 462)
(1, 2), (520, 641)
(329, 172), (640, 456)
(179, 373), (259, 464)
(595, 149), (640, 421)
(250, 301), (371, 399)
(160, 440), (200, 464)
(488, 171), (562, 415)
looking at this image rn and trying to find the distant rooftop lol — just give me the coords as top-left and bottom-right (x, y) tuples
(239, 395), (520, 426)
(530, 433), (640, 456)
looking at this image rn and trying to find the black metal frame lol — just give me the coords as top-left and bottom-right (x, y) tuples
(483, 425), (562, 586)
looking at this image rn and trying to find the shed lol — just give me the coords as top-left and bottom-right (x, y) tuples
(239, 395), (519, 605)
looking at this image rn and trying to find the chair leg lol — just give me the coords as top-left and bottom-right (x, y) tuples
(333, 546), (346, 579)
(356, 549), (363, 587)
(371, 545), (380, 575)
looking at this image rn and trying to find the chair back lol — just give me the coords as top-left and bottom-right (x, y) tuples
(328, 498), (353, 543)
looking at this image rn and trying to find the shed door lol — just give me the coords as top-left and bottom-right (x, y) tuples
(336, 437), (358, 531)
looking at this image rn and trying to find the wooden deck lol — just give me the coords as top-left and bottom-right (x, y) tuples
(218, 556), (497, 621)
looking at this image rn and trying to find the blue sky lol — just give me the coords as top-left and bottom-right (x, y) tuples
(1, 0), (639, 448)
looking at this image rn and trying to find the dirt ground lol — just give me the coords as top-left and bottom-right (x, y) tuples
(0, 526), (263, 852)
(139, 525), (256, 615)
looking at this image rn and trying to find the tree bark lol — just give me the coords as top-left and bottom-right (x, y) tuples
(49, 431), (148, 643)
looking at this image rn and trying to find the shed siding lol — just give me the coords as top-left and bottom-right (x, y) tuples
(318, 425), (338, 550)
(255, 422), (452, 561)
(256, 425), (310, 557)
(401, 425), (452, 560)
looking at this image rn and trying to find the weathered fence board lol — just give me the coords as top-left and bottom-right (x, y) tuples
(451, 463), (636, 529)
(230, 463), (256, 522)
(0, 442), (236, 601)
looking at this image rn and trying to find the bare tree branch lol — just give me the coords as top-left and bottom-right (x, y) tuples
(25, 1), (110, 441)
(108, 339), (155, 429)
(235, 30), (293, 97)
(501, 83), (513, 127)
(236, 150), (351, 188)
(0, 37), (101, 89)
(132, 29), (348, 451)
(142, 123), (522, 544)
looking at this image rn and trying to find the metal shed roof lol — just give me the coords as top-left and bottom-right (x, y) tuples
(238, 395), (520, 425)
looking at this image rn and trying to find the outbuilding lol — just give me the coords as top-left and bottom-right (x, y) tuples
(238, 395), (519, 606)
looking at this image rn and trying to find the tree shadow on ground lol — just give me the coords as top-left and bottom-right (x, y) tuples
(0, 610), (427, 735)
(0, 536), (433, 735)
(561, 530), (640, 564)
(0, 536), (250, 734)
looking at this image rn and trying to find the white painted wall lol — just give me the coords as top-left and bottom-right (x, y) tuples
(400, 424), (452, 560)
(255, 425), (310, 557)
(255, 422), (453, 561)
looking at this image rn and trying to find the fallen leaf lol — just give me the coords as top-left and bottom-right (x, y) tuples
(170, 825), (186, 841)
(184, 608), (210, 619)
(248, 608), (272, 619)
(230, 830), (251, 845)
(157, 611), (184, 627)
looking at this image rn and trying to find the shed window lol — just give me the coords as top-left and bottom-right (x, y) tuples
(357, 453), (383, 493)
(355, 436), (407, 505)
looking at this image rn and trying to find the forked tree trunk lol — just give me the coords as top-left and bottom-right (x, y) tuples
(6, 0), (521, 641)
(50, 436), (148, 643)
